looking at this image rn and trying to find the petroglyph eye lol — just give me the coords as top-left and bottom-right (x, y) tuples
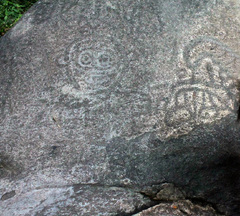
(78, 50), (93, 68)
(95, 51), (114, 70)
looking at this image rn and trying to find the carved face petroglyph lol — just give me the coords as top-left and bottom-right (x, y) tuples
(57, 37), (120, 104)
(69, 40), (116, 88)
(55, 34), (240, 139)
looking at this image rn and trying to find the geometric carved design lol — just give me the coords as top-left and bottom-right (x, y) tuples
(165, 37), (240, 127)
(165, 85), (232, 127)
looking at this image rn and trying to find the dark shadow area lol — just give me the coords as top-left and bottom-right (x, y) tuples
(185, 154), (240, 215)
(106, 116), (240, 215)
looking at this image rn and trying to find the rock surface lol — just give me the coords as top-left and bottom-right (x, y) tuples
(134, 200), (219, 216)
(1, 0), (240, 215)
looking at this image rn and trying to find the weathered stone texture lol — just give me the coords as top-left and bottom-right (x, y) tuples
(0, 0), (240, 215)
(134, 200), (219, 216)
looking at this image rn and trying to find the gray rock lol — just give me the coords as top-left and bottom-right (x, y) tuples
(141, 183), (186, 201)
(0, 0), (240, 215)
(134, 200), (219, 216)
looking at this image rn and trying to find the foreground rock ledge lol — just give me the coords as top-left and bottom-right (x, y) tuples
(134, 200), (219, 216)
(0, 0), (240, 215)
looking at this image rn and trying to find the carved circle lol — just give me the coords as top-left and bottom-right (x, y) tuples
(78, 50), (94, 68)
(56, 36), (123, 104)
(68, 38), (117, 90)
(95, 51), (114, 70)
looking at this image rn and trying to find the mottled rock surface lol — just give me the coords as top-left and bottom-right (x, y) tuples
(1, 0), (240, 215)
(134, 200), (219, 216)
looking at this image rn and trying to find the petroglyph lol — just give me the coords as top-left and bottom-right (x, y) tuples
(165, 37), (240, 129)
(183, 37), (240, 83)
(57, 37), (120, 104)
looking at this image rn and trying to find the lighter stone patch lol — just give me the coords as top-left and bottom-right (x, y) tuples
(61, 84), (87, 99)
(105, 0), (116, 10)
(2, 187), (73, 216)
(10, 14), (33, 39)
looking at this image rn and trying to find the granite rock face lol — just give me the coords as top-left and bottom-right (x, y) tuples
(1, 0), (240, 215)
(134, 200), (219, 216)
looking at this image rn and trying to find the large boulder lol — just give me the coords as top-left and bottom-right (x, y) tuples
(1, 0), (240, 215)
